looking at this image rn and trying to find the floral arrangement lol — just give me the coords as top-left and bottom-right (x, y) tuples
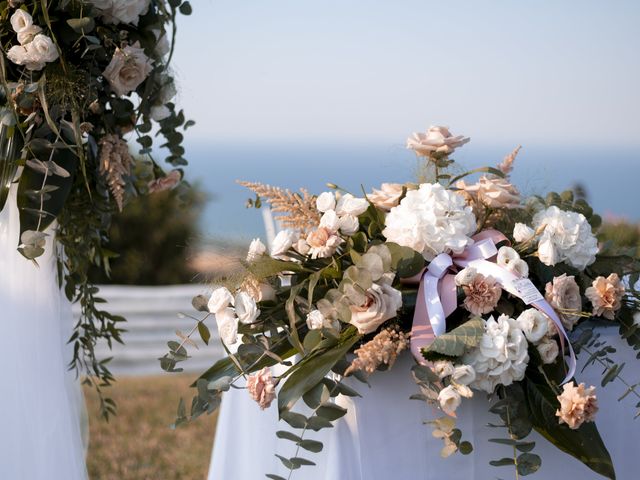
(0, 0), (193, 416)
(163, 126), (640, 479)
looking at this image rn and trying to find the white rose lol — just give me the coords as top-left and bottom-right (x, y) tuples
(17, 25), (42, 45)
(349, 283), (402, 334)
(454, 383), (473, 399)
(28, 34), (59, 63)
(153, 29), (170, 58)
(339, 214), (360, 236)
(454, 267), (478, 287)
(92, 0), (150, 25)
(6, 45), (42, 70)
(438, 385), (462, 415)
(149, 104), (171, 121)
(451, 365), (476, 385)
(497, 246), (520, 268)
(316, 191), (336, 212)
(513, 223), (535, 243)
(508, 259), (529, 278)
(270, 229), (298, 258)
(294, 238), (311, 256)
(103, 42), (152, 96)
(433, 360), (455, 379)
(235, 291), (260, 324)
(335, 194), (369, 217)
(158, 78), (177, 103)
(10, 9), (33, 33)
(537, 338), (559, 364)
(406, 126), (470, 156)
(216, 307), (238, 345)
(306, 310), (326, 330)
(516, 309), (548, 343)
(319, 210), (340, 231)
(208, 286), (234, 314)
(246, 238), (267, 262)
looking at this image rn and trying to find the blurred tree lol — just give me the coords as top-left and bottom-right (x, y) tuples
(598, 220), (640, 257)
(89, 183), (205, 285)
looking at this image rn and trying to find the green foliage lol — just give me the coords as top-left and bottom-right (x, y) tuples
(89, 184), (204, 285)
(421, 317), (484, 359)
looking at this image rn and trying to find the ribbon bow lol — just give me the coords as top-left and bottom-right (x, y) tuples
(408, 230), (576, 385)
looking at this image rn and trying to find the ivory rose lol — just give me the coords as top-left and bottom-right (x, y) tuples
(208, 286), (234, 314)
(349, 283), (403, 334)
(103, 42), (152, 96)
(516, 308), (548, 343)
(406, 126), (470, 156)
(234, 291), (260, 324)
(433, 360), (455, 379)
(456, 176), (521, 210)
(438, 385), (462, 416)
(316, 191), (336, 212)
(270, 229), (298, 258)
(368, 183), (405, 211)
(335, 194), (369, 217)
(215, 307), (238, 345)
(513, 223), (535, 243)
(246, 238), (267, 262)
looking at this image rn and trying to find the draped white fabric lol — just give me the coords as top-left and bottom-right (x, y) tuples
(208, 327), (637, 480)
(0, 189), (87, 480)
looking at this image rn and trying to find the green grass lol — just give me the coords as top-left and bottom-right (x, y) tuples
(85, 375), (217, 480)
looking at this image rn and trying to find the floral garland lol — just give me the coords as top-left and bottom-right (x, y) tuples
(0, 0), (193, 417)
(164, 130), (640, 479)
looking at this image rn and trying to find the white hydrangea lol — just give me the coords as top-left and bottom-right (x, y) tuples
(532, 206), (598, 270)
(463, 314), (529, 393)
(382, 183), (476, 260)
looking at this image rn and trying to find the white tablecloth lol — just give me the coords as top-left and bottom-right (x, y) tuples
(209, 327), (638, 479)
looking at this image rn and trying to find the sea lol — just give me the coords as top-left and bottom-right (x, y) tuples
(180, 141), (639, 245)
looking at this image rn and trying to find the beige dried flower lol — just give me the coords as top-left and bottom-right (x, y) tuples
(239, 181), (320, 233)
(246, 367), (277, 410)
(545, 274), (583, 330)
(497, 146), (522, 175)
(99, 134), (132, 211)
(345, 327), (409, 377)
(556, 381), (598, 429)
(585, 273), (625, 320)
(462, 274), (502, 316)
(240, 274), (276, 302)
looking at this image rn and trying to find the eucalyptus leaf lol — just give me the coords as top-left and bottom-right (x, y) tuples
(422, 318), (484, 359)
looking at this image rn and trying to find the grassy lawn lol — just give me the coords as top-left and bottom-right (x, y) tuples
(84, 375), (217, 480)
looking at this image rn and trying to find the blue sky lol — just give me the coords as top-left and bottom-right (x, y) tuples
(172, 0), (640, 148)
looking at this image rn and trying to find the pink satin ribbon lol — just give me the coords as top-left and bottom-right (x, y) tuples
(408, 229), (576, 385)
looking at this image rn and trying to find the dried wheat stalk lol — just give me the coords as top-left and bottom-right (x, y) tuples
(496, 145), (522, 176)
(99, 134), (132, 212)
(238, 181), (320, 232)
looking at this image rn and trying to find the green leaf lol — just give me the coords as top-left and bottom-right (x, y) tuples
(290, 457), (315, 467)
(386, 242), (425, 278)
(489, 457), (515, 467)
(517, 452), (541, 476)
(422, 318), (484, 359)
(285, 282), (306, 354)
(278, 327), (361, 415)
(302, 383), (330, 409)
(448, 166), (505, 186)
(280, 411), (307, 429)
(265, 475), (287, 480)
(275, 430), (303, 443)
(192, 294), (209, 312)
(66, 17), (95, 33)
(298, 439), (324, 453)
(305, 415), (334, 431)
(524, 378), (615, 479)
(459, 441), (473, 455)
(601, 363), (624, 387)
(316, 402), (347, 421)
(179, 1), (193, 14)
(197, 322), (211, 345)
